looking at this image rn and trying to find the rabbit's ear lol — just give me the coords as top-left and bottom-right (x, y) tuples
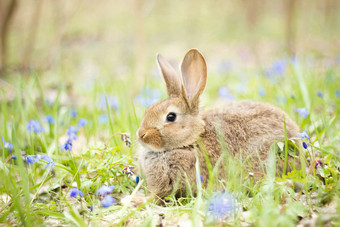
(157, 53), (182, 97)
(180, 49), (207, 111)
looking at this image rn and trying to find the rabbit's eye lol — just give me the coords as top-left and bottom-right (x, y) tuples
(166, 112), (176, 122)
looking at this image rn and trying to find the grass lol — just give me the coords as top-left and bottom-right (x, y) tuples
(1, 54), (339, 226)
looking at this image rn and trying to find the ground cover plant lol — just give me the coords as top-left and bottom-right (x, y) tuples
(1, 55), (339, 226)
(1, 0), (340, 226)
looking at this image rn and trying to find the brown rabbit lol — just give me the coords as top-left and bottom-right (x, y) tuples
(137, 49), (300, 199)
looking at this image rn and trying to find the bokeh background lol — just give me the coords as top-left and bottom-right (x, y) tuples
(1, 0), (339, 79)
(2, 0), (340, 145)
(1, 1), (340, 225)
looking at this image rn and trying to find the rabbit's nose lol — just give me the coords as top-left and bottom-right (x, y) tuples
(137, 128), (146, 139)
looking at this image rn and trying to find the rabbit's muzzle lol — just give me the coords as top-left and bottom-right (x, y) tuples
(137, 127), (163, 151)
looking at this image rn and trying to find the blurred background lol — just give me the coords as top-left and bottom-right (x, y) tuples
(1, 0), (340, 125)
(0, 2), (340, 224)
(1, 0), (339, 78)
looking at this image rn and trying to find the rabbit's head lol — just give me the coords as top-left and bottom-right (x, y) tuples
(137, 49), (207, 152)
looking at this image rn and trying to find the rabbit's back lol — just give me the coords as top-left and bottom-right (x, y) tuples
(200, 101), (300, 172)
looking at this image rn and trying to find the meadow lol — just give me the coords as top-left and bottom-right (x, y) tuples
(0, 0), (340, 226)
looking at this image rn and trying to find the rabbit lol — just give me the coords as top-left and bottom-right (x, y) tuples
(136, 49), (301, 199)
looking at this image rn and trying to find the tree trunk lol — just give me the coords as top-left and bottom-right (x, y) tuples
(285, 0), (298, 56)
(0, 0), (18, 76)
(21, 0), (43, 70)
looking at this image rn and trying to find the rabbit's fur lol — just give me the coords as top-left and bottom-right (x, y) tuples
(137, 49), (300, 198)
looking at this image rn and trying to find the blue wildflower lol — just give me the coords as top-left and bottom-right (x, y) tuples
(11, 155), (17, 160)
(200, 175), (203, 183)
(70, 188), (84, 198)
(26, 120), (44, 134)
(335, 89), (340, 98)
(265, 59), (287, 83)
(302, 142), (308, 149)
(39, 155), (55, 171)
(67, 126), (79, 136)
(70, 109), (78, 118)
(271, 59), (286, 75)
(26, 155), (37, 164)
(296, 131), (310, 140)
(99, 94), (119, 110)
(2, 137), (14, 152)
(98, 114), (108, 124)
(26, 155), (55, 171)
(97, 185), (115, 196)
(45, 115), (55, 124)
(102, 195), (116, 208)
(218, 87), (235, 101)
(296, 108), (309, 118)
(317, 91), (323, 98)
(78, 118), (88, 127)
(258, 88), (266, 97)
(61, 138), (73, 151)
(68, 133), (77, 141)
(135, 176), (140, 184)
(207, 192), (237, 220)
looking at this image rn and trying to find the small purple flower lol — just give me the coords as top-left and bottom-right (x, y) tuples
(120, 133), (131, 147)
(317, 91), (323, 98)
(102, 195), (116, 208)
(70, 109), (78, 118)
(97, 185), (115, 197)
(302, 142), (308, 149)
(78, 118), (88, 127)
(39, 155), (55, 171)
(218, 87), (235, 101)
(26, 120), (44, 134)
(26, 155), (38, 164)
(207, 192), (237, 220)
(336, 89), (340, 98)
(296, 131), (310, 140)
(258, 88), (266, 97)
(271, 59), (286, 75)
(315, 160), (322, 169)
(296, 108), (309, 119)
(122, 166), (134, 176)
(67, 126), (79, 136)
(2, 137), (14, 152)
(45, 115), (55, 124)
(200, 175), (203, 183)
(26, 155), (55, 171)
(265, 59), (287, 83)
(68, 133), (77, 141)
(61, 138), (73, 151)
(70, 188), (84, 198)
